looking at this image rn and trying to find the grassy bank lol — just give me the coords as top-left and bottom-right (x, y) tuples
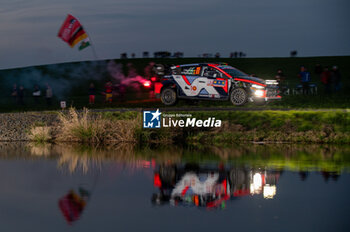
(186, 110), (350, 144)
(27, 109), (350, 144)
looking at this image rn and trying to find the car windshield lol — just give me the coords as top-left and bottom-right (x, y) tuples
(221, 68), (247, 77)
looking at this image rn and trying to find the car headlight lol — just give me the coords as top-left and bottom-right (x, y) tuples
(254, 90), (265, 97)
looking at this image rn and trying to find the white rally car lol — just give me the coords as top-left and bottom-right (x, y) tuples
(154, 63), (281, 106)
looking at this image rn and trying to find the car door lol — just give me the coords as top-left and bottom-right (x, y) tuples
(174, 66), (206, 98)
(200, 66), (226, 99)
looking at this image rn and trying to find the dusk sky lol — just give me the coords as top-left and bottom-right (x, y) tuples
(0, 0), (349, 69)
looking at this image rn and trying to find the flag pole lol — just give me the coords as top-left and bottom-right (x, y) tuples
(85, 30), (98, 60)
(73, 14), (98, 60)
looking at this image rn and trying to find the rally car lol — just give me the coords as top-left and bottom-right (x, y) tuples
(154, 63), (281, 106)
(151, 163), (280, 209)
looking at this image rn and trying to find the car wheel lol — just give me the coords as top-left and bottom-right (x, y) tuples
(159, 165), (176, 185)
(230, 88), (248, 106)
(161, 88), (177, 106)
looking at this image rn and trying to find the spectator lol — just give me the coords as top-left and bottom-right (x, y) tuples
(331, 66), (341, 92)
(11, 84), (18, 103)
(276, 69), (287, 94)
(320, 67), (331, 94)
(32, 85), (41, 103)
(45, 83), (53, 106)
(298, 66), (311, 95)
(104, 81), (113, 103)
(18, 85), (25, 105)
(88, 83), (96, 104)
(275, 69), (286, 85)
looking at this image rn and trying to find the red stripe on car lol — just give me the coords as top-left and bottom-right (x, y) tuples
(182, 75), (191, 85)
(208, 64), (232, 78)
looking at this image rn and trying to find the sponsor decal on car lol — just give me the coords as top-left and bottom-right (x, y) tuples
(212, 80), (225, 87)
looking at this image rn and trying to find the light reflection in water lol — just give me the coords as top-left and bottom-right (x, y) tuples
(0, 142), (347, 226)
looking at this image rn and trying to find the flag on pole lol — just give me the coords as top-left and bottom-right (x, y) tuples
(58, 14), (88, 48)
(79, 38), (91, 51)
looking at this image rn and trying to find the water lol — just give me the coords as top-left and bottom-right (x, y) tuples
(0, 143), (349, 232)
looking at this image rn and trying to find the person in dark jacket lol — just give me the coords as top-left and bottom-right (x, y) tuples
(276, 69), (287, 94)
(320, 67), (331, 94)
(331, 66), (341, 92)
(11, 84), (18, 103)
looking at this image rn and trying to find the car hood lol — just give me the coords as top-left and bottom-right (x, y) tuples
(236, 76), (266, 85)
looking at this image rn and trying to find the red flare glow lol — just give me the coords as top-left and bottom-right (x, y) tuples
(143, 81), (151, 87)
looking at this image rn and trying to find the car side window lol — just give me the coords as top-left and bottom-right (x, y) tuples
(202, 67), (222, 78)
(181, 66), (201, 76)
(213, 71), (223, 78)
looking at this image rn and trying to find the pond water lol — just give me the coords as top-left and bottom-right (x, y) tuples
(0, 143), (349, 232)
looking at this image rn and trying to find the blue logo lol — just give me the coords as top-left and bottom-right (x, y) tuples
(213, 80), (225, 86)
(143, 109), (161, 128)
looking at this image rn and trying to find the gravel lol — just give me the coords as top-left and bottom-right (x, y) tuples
(0, 112), (58, 141)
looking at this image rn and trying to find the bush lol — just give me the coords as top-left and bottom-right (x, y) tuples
(56, 108), (139, 144)
(28, 126), (52, 143)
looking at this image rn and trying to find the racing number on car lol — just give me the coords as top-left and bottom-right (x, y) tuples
(195, 67), (201, 75)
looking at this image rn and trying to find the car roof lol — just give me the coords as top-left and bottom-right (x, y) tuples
(176, 63), (229, 67)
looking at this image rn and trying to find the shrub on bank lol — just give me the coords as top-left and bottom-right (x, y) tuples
(27, 108), (140, 144)
(28, 126), (52, 143)
(57, 108), (140, 144)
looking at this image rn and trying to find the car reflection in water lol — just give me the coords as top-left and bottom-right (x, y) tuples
(152, 163), (281, 209)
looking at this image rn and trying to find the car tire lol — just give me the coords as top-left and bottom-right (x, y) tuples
(161, 87), (177, 106)
(230, 88), (248, 106)
(160, 165), (176, 185)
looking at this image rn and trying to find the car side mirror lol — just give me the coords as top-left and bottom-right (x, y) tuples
(172, 67), (181, 75)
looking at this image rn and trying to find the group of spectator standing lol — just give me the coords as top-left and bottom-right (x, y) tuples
(11, 83), (53, 106)
(87, 81), (118, 104)
(275, 64), (342, 95)
(315, 64), (342, 94)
